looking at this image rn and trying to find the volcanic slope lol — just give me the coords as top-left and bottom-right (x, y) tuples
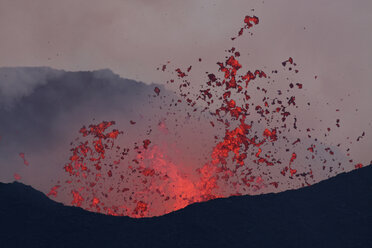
(0, 165), (371, 248)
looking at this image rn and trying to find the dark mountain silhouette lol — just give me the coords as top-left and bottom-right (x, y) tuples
(0, 165), (371, 248)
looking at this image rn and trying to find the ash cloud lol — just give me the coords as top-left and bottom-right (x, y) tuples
(0, 67), (217, 194)
(0, 67), (63, 109)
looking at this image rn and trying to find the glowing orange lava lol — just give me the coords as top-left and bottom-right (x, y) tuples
(43, 14), (367, 218)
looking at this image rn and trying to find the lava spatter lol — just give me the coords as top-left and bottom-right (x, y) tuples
(232, 15), (259, 40)
(43, 13), (366, 218)
(154, 87), (160, 95)
(19, 153), (29, 166)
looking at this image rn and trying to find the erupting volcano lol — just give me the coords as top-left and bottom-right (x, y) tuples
(17, 14), (364, 218)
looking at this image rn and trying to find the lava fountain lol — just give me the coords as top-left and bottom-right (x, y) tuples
(40, 14), (367, 218)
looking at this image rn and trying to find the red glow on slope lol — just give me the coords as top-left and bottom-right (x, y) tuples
(355, 163), (363, 169)
(13, 173), (21, 181)
(47, 185), (60, 197)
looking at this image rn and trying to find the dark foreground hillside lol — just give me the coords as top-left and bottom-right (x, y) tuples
(0, 165), (371, 248)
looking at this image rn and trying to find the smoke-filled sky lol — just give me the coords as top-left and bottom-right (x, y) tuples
(1, 0), (371, 160)
(0, 0), (371, 217)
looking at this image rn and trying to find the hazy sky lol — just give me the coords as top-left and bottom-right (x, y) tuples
(0, 0), (371, 81)
(0, 0), (371, 164)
